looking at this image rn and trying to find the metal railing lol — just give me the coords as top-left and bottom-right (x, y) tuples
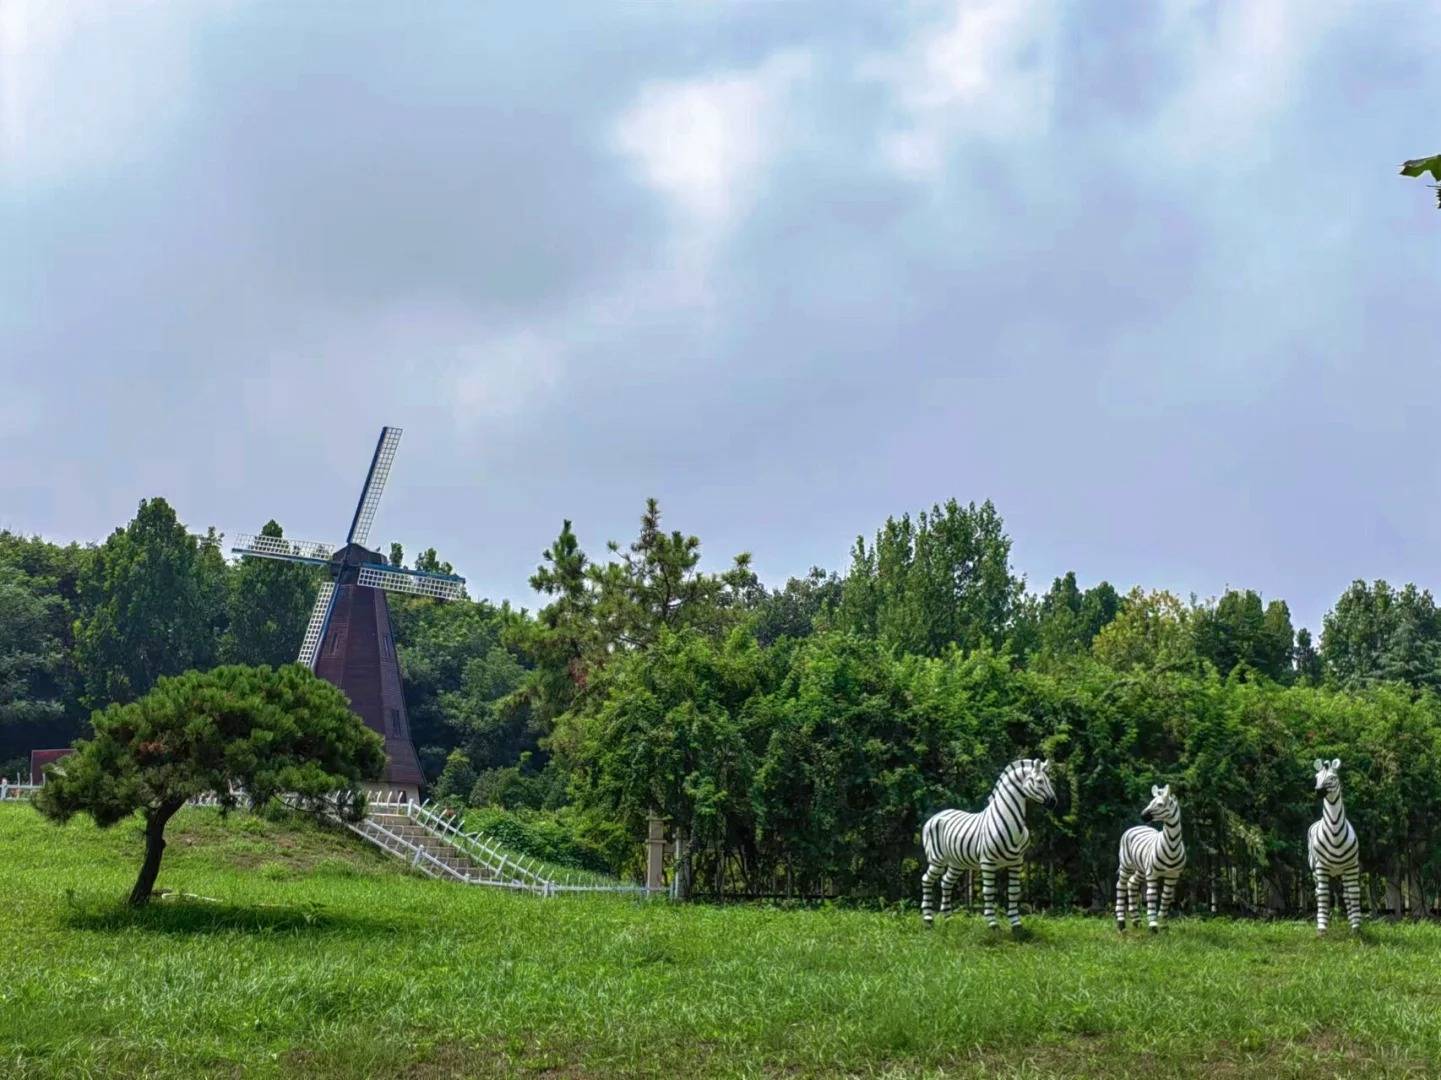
(344, 815), (532, 889)
(405, 800), (651, 896)
(0, 782), (39, 802)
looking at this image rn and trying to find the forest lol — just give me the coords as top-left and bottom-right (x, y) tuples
(5, 495), (1441, 916)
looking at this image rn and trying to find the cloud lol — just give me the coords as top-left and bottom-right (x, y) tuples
(864, 0), (1059, 179)
(3, 0), (1441, 637)
(612, 50), (813, 230)
(450, 327), (563, 422)
(0, 1), (209, 185)
(1146, 0), (1355, 168)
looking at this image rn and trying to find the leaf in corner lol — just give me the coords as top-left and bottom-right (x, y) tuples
(1400, 154), (1441, 180)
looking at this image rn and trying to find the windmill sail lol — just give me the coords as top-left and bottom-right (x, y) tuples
(357, 563), (465, 600)
(297, 581), (338, 669)
(346, 426), (402, 547)
(232, 533), (335, 566)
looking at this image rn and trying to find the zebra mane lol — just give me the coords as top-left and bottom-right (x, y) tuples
(988, 759), (1035, 802)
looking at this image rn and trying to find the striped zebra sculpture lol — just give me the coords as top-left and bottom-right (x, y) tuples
(1116, 784), (1186, 933)
(920, 758), (1057, 932)
(1308, 758), (1362, 935)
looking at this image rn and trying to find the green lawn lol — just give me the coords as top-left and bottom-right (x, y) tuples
(2, 803), (1439, 1078)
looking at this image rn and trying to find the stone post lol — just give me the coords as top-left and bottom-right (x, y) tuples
(646, 814), (667, 893)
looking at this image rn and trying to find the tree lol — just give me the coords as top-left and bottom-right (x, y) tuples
(1321, 580), (1441, 692)
(414, 548), (454, 575)
(515, 502), (757, 736)
(1029, 572), (1123, 659)
(1401, 154), (1441, 209)
(388, 595), (529, 779)
(388, 543), (405, 569)
(515, 519), (598, 729)
(588, 498), (759, 650)
(34, 664), (385, 905)
(836, 499), (1023, 657)
(1091, 589), (1197, 673)
(221, 521), (319, 667)
(73, 499), (226, 707)
(0, 534), (89, 763)
(751, 567), (843, 645)
(0, 565), (64, 728)
(555, 627), (774, 898)
(433, 748), (478, 802)
(1191, 589), (1294, 681)
(1293, 628), (1323, 686)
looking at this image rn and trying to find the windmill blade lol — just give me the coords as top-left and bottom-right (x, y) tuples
(356, 563), (466, 601)
(232, 533), (335, 566)
(296, 581), (338, 669)
(346, 426), (402, 548)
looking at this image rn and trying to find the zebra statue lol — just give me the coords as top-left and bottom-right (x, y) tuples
(1116, 784), (1185, 933)
(1308, 758), (1361, 935)
(920, 758), (1057, 932)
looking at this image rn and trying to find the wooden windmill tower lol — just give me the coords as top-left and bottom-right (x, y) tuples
(229, 426), (464, 798)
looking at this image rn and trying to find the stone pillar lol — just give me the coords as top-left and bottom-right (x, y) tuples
(646, 814), (667, 892)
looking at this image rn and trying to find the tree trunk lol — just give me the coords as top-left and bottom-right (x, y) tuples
(129, 802), (180, 907)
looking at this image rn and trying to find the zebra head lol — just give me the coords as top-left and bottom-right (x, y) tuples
(1141, 783), (1180, 825)
(1314, 758), (1342, 795)
(1019, 758), (1057, 809)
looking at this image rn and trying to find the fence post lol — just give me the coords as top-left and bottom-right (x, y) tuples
(646, 813), (667, 893)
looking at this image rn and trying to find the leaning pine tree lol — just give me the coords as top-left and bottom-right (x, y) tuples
(34, 664), (386, 906)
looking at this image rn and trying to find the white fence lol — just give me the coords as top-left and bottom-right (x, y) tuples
(0, 781), (39, 802)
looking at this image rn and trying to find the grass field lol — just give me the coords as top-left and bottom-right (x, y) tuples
(3, 804), (1440, 1078)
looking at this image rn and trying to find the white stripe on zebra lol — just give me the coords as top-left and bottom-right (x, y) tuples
(920, 758), (1057, 931)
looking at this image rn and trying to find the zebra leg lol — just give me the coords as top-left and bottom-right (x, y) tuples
(1315, 871), (1331, 936)
(1116, 868), (1129, 931)
(1006, 867), (1022, 929)
(921, 863), (942, 925)
(1146, 876), (1160, 932)
(981, 863), (998, 929)
(1158, 877), (1177, 931)
(1343, 868), (1362, 932)
(1127, 875), (1142, 929)
(940, 867), (962, 918)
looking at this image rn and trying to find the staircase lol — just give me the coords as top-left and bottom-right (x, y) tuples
(345, 794), (644, 896)
(355, 807), (501, 885)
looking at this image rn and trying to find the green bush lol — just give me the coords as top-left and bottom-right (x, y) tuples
(462, 806), (616, 876)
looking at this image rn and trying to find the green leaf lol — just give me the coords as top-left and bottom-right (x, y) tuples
(1400, 154), (1441, 180)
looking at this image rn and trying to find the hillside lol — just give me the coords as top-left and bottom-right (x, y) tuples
(4, 803), (1441, 1078)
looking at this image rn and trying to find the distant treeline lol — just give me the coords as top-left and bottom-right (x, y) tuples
(5, 496), (1441, 914)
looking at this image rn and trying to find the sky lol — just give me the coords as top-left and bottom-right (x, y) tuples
(2, 0), (1439, 635)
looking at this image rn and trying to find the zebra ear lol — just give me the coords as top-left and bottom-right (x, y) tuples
(1331, 758), (1341, 771)
(1040, 759), (1053, 774)
(1151, 784), (1161, 797)
(1313, 758), (1324, 772)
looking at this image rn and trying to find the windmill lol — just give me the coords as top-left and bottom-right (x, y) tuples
(229, 426), (465, 797)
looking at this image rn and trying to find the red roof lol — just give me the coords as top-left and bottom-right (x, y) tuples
(30, 748), (74, 785)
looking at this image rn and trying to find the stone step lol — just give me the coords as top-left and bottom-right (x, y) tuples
(357, 810), (522, 884)
(364, 822), (501, 880)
